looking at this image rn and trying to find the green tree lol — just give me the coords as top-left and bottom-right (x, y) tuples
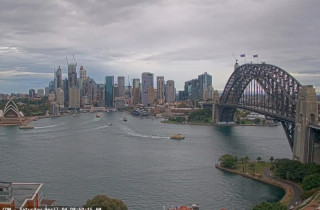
(256, 157), (262, 162)
(219, 154), (238, 169)
(269, 156), (274, 163)
(302, 174), (320, 191)
(84, 194), (128, 210)
(253, 201), (286, 210)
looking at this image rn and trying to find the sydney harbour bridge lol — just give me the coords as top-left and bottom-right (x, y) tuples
(208, 62), (320, 164)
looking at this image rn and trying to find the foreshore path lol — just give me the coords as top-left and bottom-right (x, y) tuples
(215, 164), (302, 209)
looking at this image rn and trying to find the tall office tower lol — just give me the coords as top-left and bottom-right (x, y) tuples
(96, 84), (105, 107)
(133, 79), (140, 105)
(80, 65), (87, 81)
(184, 79), (200, 100)
(114, 84), (119, 98)
(165, 80), (175, 102)
(55, 66), (63, 89)
(37, 89), (44, 97)
(157, 76), (165, 104)
(147, 86), (155, 105)
(141, 72), (153, 105)
(105, 76), (114, 108)
(45, 87), (49, 96)
(118, 76), (125, 97)
(29, 89), (35, 98)
(68, 63), (77, 88)
(49, 81), (55, 93)
(63, 78), (69, 106)
(68, 63), (80, 108)
(198, 72), (212, 99)
(56, 88), (65, 108)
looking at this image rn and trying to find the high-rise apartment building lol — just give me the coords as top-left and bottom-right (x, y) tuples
(105, 76), (114, 108)
(165, 80), (175, 102)
(118, 76), (125, 97)
(141, 72), (153, 105)
(132, 79), (140, 105)
(157, 76), (165, 104)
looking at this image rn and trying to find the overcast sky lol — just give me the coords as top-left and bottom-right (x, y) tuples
(1, 0), (320, 94)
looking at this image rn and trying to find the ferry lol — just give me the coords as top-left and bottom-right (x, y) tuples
(170, 133), (185, 140)
(19, 124), (34, 129)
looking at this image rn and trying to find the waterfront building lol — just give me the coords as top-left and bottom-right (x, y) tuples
(105, 76), (114, 108)
(157, 76), (165, 104)
(0, 99), (25, 126)
(118, 76), (125, 97)
(148, 86), (155, 105)
(141, 72), (153, 105)
(132, 78), (140, 105)
(165, 80), (175, 102)
(29, 89), (35, 98)
(0, 181), (55, 209)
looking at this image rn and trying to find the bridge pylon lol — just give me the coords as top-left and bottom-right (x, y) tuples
(293, 85), (319, 163)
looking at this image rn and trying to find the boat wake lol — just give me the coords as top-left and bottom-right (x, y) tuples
(34, 123), (65, 129)
(93, 125), (110, 130)
(120, 125), (169, 139)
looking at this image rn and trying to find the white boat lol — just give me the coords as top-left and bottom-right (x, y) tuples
(96, 113), (101, 118)
(123, 117), (127, 121)
(19, 124), (34, 129)
(106, 122), (112, 126)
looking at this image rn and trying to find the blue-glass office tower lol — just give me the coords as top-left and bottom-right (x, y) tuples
(105, 76), (114, 107)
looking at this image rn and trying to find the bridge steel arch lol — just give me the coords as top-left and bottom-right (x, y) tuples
(218, 63), (302, 149)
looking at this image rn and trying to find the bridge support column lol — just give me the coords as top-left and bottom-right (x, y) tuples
(212, 90), (220, 124)
(293, 86), (319, 163)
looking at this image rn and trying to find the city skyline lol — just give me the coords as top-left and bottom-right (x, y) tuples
(1, 0), (320, 93)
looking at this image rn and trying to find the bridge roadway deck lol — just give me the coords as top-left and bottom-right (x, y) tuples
(219, 104), (295, 123)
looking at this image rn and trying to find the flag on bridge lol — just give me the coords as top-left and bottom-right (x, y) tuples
(253, 54), (258, 58)
(240, 54), (245, 57)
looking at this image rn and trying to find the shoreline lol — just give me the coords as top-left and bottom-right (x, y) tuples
(215, 164), (294, 206)
(161, 120), (279, 127)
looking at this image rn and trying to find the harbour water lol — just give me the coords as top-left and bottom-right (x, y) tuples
(0, 112), (292, 209)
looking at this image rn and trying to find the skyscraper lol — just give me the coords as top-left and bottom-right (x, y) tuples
(68, 63), (80, 109)
(133, 79), (140, 105)
(157, 76), (165, 104)
(198, 72), (212, 99)
(54, 66), (63, 93)
(118, 76), (125, 97)
(165, 80), (175, 102)
(141, 72), (153, 105)
(80, 65), (87, 81)
(105, 76), (114, 108)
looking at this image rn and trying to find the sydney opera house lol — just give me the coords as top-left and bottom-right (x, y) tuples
(0, 99), (26, 126)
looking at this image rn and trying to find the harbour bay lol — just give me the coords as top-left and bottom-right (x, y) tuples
(0, 112), (292, 209)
